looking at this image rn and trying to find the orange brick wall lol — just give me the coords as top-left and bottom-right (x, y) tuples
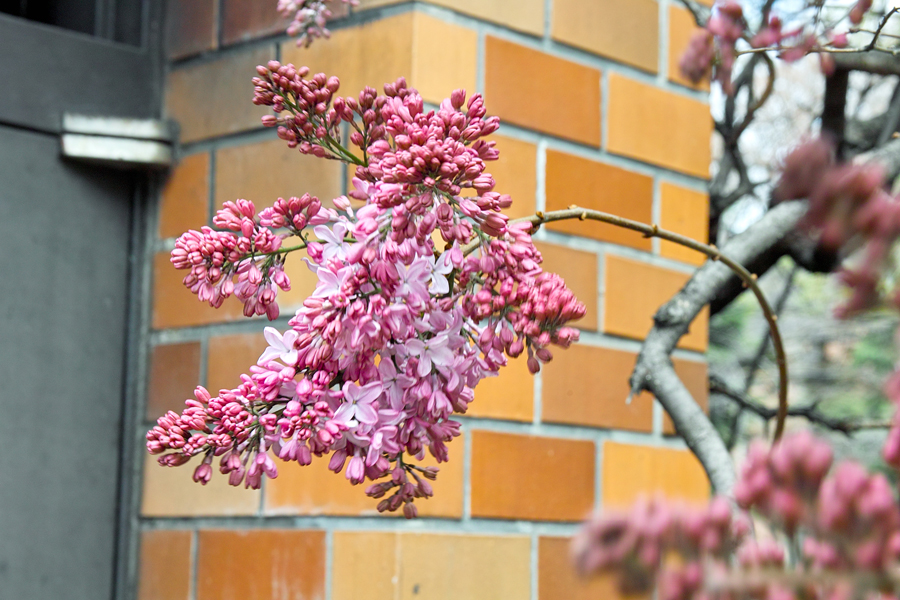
(135, 0), (713, 598)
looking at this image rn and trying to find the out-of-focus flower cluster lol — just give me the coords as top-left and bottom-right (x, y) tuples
(680, 1), (876, 93)
(149, 66), (585, 516)
(277, 0), (357, 47)
(575, 432), (900, 600)
(775, 136), (896, 318)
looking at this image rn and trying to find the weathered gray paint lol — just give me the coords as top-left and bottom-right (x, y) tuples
(0, 4), (162, 599)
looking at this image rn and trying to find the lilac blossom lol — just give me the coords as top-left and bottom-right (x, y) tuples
(150, 70), (586, 515)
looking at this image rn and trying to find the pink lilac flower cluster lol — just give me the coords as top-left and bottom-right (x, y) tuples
(680, 1), (874, 92)
(276, 0), (358, 47)
(574, 432), (900, 600)
(150, 67), (585, 516)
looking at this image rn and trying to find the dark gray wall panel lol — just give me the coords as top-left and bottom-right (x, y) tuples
(0, 126), (133, 599)
(0, 14), (156, 132)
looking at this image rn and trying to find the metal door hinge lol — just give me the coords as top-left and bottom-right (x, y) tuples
(61, 114), (176, 169)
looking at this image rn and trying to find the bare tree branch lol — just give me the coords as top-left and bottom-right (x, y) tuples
(834, 52), (900, 76)
(710, 375), (890, 435)
(628, 138), (900, 497)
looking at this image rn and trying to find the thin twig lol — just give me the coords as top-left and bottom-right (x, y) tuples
(467, 207), (791, 443)
(744, 264), (798, 392)
(710, 375), (889, 435)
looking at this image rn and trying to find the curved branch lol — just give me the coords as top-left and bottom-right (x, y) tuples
(629, 201), (809, 496)
(503, 208), (789, 445)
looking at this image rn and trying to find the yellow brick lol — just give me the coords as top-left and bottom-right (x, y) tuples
(411, 13), (478, 105)
(332, 532), (398, 600)
(140, 453), (259, 517)
(357, 0), (544, 36)
(601, 442), (709, 508)
(603, 254), (708, 352)
(282, 12), (476, 106)
(660, 182), (709, 266)
(333, 532), (532, 600)
(214, 138), (343, 209)
(399, 534), (531, 600)
(282, 13), (414, 102)
(553, 0), (658, 73)
(607, 74), (711, 178)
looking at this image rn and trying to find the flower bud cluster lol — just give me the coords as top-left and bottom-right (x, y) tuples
(170, 196), (329, 319)
(573, 496), (743, 600)
(277, 0), (357, 47)
(776, 136), (899, 317)
(149, 71), (585, 513)
(680, 1), (875, 93)
(575, 432), (900, 600)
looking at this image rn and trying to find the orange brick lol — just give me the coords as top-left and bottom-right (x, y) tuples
(545, 150), (653, 251)
(552, 0), (658, 73)
(215, 138), (343, 208)
(541, 344), (654, 432)
(603, 254), (708, 352)
(140, 453), (260, 516)
(539, 536), (642, 600)
(663, 358), (709, 435)
(489, 135), (537, 220)
(601, 441), (709, 507)
(165, 45), (273, 143)
(207, 333), (266, 393)
(535, 242), (599, 330)
(469, 353), (533, 422)
(196, 530), (324, 600)
(356, 0), (544, 36)
(137, 530), (192, 600)
(333, 532), (531, 600)
(165, 0), (216, 60)
(471, 431), (594, 521)
(607, 74), (711, 178)
(485, 38), (601, 146)
(282, 12), (477, 107)
(669, 5), (710, 90)
(265, 434), (464, 518)
(660, 182), (709, 266)
(146, 341), (201, 420)
(159, 152), (209, 239)
(151, 252), (245, 329)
